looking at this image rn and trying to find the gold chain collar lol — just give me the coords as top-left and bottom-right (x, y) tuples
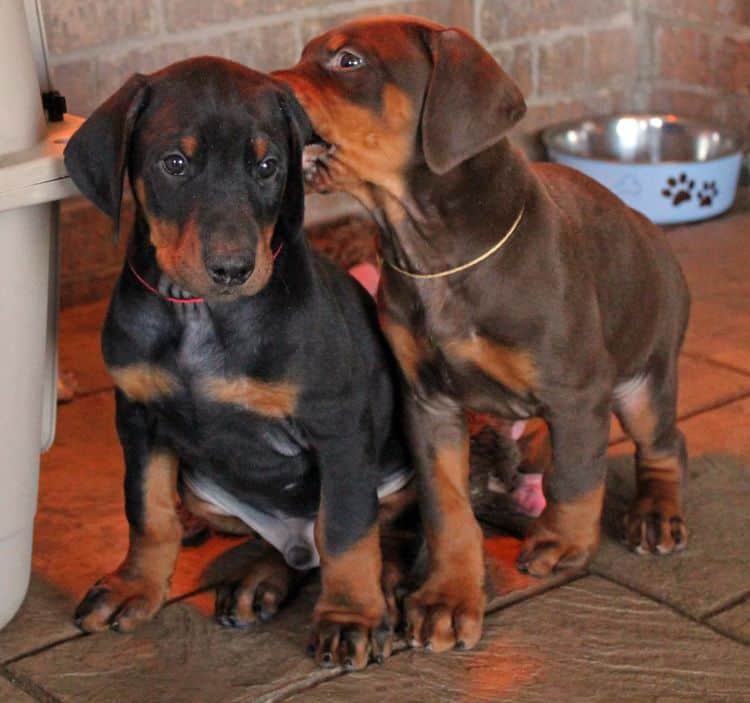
(382, 204), (525, 280)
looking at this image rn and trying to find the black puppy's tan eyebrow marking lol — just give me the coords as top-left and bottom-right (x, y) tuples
(180, 136), (198, 157)
(252, 136), (269, 161)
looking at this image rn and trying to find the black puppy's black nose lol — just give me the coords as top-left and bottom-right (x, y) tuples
(206, 252), (254, 286)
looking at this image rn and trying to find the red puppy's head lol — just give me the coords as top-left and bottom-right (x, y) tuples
(274, 16), (526, 196)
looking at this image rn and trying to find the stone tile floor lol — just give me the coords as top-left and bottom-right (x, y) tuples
(1, 211), (750, 702)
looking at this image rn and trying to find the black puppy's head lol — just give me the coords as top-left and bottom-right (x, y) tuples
(64, 57), (311, 299)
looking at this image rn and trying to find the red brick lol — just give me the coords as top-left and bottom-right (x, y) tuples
(655, 22), (714, 86)
(646, 0), (749, 26)
(492, 43), (534, 97)
(94, 39), (219, 107)
(646, 85), (718, 123)
(224, 22), (300, 72)
(300, 0), (472, 42)
(162, 0), (317, 32)
(715, 37), (750, 95)
(587, 26), (637, 87)
(480, 0), (628, 43)
(713, 93), (750, 142)
(93, 22), (298, 108)
(518, 87), (623, 135)
(538, 34), (586, 96)
(41, 0), (157, 55)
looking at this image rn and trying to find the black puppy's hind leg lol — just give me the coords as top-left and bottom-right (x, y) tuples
(215, 542), (307, 628)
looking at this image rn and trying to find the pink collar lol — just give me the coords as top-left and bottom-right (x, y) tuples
(127, 244), (283, 305)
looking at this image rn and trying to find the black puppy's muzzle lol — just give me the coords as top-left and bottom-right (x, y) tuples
(205, 250), (255, 287)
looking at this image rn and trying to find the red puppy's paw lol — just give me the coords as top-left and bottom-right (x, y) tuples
(517, 486), (604, 578)
(404, 578), (485, 653)
(624, 498), (687, 555)
(310, 608), (393, 671)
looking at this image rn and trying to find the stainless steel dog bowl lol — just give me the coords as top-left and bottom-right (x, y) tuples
(542, 114), (744, 224)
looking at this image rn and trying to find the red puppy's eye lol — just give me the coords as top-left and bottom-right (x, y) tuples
(162, 153), (187, 176)
(333, 50), (364, 71)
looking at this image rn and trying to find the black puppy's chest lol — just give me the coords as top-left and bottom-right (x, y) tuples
(109, 297), (310, 485)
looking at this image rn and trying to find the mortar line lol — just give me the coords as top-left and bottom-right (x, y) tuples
(591, 570), (750, 649)
(46, 0), (415, 65)
(484, 11), (632, 51)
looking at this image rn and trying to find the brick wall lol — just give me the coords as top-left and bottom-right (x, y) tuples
(633, 0), (750, 140)
(38, 0), (749, 306)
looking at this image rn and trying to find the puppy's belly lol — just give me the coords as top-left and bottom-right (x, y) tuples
(183, 470), (319, 569)
(182, 466), (413, 571)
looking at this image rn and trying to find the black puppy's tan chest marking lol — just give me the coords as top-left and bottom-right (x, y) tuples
(109, 363), (180, 403)
(200, 376), (298, 418)
(110, 306), (298, 419)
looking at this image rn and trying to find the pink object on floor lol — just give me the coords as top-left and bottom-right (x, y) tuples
(511, 473), (546, 518)
(348, 262), (380, 298)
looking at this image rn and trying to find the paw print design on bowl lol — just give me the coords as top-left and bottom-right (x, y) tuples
(661, 173), (695, 206)
(697, 181), (719, 207)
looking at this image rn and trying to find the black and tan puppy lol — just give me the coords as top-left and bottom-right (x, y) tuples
(64, 56), (413, 669)
(275, 16), (690, 652)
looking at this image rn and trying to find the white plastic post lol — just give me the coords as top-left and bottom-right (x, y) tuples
(0, 0), (53, 629)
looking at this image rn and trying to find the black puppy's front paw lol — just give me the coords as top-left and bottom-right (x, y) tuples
(74, 573), (168, 633)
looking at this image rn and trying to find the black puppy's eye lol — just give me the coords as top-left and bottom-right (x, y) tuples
(257, 158), (278, 179)
(162, 153), (187, 176)
(332, 50), (364, 71)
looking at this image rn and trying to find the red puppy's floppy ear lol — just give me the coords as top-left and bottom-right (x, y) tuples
(421, 28), (526, 175)
(64, 73), (150, 240)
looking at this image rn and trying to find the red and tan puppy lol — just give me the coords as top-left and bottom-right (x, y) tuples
(275, 16), (690, 652)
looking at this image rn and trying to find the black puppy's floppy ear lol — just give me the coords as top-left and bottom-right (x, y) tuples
(64, 73), (149, 240)
(421, 28), (526, 175)
(275, 86), (313, 238)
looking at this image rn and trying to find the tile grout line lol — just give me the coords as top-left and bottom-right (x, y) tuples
(700, 589), (750, 622)
(484, 570), (589, 618)
(250, 572), (591, 703)
(0, 664), (63, 703)
(591, 570), (750, 649)
(3, 585), (214, 667)
(608, 388), (750, 448)
(3, 634), (86, 667)
(681, 351), (750, 380)
(673, 388), (750, 424)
